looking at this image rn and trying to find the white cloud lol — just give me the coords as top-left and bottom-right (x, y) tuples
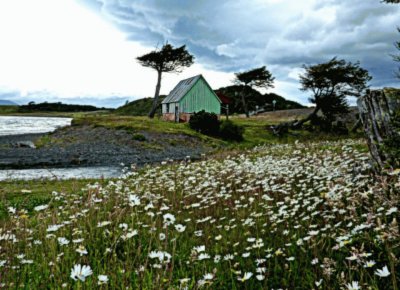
(288, 68), (305, 81)
(1, 0), (399, 107)
(0, 0), (235, 106)
(0, 0), (145, 97)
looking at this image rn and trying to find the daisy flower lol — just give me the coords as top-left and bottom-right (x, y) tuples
(70, 264), (93, 282)
(375, 265), (390, 277)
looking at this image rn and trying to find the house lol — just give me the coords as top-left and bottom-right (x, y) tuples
(216, 92), (231, 117)
(162, 75), (221, 122)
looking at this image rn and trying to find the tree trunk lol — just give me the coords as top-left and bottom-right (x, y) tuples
(241, 86), (250, 118)
(350, 118), (362, 133)
(148, 71), (162, 119)
(270, 106), (320, 135)
(292, 106), (320, 128)
(357, 88), (400, 172)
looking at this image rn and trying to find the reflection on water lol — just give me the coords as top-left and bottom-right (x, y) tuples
(0, 166), (123, 181)
(0, 116), (72, 135)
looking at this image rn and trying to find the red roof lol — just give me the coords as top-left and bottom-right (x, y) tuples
(216, 92), (232, 104)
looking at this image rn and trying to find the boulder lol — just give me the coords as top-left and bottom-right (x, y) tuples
(15, 141), (36, 149)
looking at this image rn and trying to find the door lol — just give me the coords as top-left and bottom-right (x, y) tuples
(175, 105), (179, 122)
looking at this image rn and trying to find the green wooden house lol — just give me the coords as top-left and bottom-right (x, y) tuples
(162, 75), (221, 122)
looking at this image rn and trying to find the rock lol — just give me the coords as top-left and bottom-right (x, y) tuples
(15, 141), (36, 149)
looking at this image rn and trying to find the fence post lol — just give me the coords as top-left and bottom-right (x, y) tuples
(357, 88), (400, 172)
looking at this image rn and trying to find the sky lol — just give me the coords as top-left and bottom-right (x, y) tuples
(0, 0), (399, 107)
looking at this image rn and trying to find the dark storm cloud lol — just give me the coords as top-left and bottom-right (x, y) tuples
(80, 0), (400, 90)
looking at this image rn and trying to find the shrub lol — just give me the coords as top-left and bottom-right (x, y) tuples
(308, 115), (348, 135)
(132, 133), (146, 141)
(219, 120), (244, 141)
(331, 120), (348, 135)
(310, 115), (333, 132)
(189, 110), (220, 136)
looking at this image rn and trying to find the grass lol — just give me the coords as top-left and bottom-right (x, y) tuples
(0, 139), (398, 289)
(72, 115), (199, 136)
(0, 105), (19, 114)
(1, 109), (386, 288)
(0, 179), (109, 219)
(69, 113), (365, 150)
(1, 107), (363, 149)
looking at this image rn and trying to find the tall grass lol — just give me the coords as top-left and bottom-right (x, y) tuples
(0, 139), (398, 289)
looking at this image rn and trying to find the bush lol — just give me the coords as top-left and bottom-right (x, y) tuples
(310, 115), (333, 132)
(331, 120), (348, 135)
(219, 120), (244, 141)
(189, 110), (220, 136)
(189, 111), (244, 141)
(132, 133), (146, 141)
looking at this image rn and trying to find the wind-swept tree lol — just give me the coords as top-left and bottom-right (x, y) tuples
(234, 66), (274, 117)
(271, 58), (371, 135)
(381, 1), (400, 78)
(137, 43), (194, 118)
(297, 57), (372, 126)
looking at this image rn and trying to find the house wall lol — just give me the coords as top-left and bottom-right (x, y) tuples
(162, 112), (193, 122)
(162, 103), (179, 114)
(162, 113), (176, 122)
(179, 78), (221, 114)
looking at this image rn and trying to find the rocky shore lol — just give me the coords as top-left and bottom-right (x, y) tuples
(0, 125), (210, 169)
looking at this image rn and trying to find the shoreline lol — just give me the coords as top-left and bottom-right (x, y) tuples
(0, 125), (210, 170)
(0, 132), (46, 142)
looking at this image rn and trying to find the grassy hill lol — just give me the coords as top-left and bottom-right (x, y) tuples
(114, 96), (165, 116)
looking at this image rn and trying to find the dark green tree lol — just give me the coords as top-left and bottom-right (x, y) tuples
(234, 66), (275, 117)
(298, 57), (372, 126)
(381, 0), (400, 78)
(137, 43), (194, 118)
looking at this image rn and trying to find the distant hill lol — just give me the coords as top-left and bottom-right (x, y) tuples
(0, 99), (18, 106)
(115, 96), (165, 116)
(18, 102), (109, 113)
(215, 85), (304, 114)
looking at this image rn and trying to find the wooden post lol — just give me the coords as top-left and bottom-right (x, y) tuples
(357, 88), (400, 172)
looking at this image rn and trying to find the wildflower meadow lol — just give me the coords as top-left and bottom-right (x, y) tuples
(1, 139), (399, 289)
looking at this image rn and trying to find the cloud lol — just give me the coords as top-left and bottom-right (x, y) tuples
(1, 0), (398, 106)
(82, 0), (400, 90)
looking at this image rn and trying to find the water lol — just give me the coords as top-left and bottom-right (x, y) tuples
(0, 166), (123, 181)
(0, 116), (72, 135)
(0, 116), (123, 180)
